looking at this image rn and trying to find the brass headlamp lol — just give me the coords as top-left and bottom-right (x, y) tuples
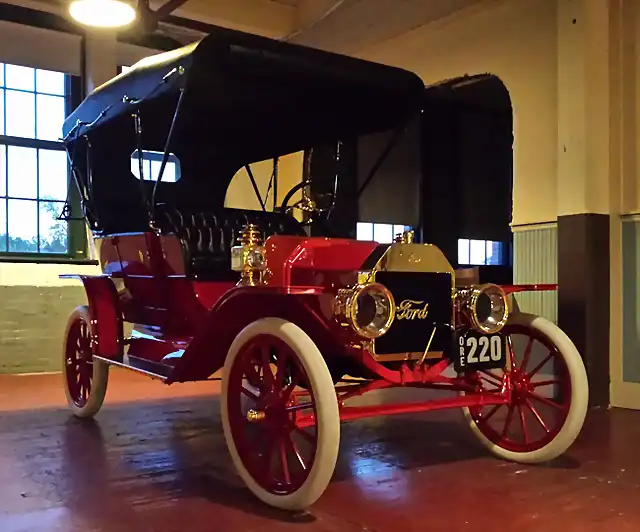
(231, 224), (268, 286)
(456, 283), (509, 334)
(332, 282), (396, 339)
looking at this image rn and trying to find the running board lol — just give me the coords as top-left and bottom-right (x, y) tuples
(93, 355), (171, 381)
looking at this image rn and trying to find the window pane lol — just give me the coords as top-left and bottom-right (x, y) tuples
(373, 223), (394, 244)
(164, 161), (176, 183)
(36, 69), (65, 95)
(0, 89), (4, 135)
(458, 238), (470, 265)
(39, 201), (68, 253)
(0, 63), (4, 87)
(7, 199), (37, 252)
(39, 149), (68, 201)
(36, 94), (65, 141)
(148, 159), (178, 183)
(0, 200), (5, 252)
(7, 146), (37, 199)
(469, 239), (487, 265)
(486, 241), (503, 265)
(131, 151), (181, 182)
(356, 222), (373, 241)
(131, 154), (152, 180)
(5, 64), (34, 91)
(0, 145), (5, 197)
(6, 90), (35, 138)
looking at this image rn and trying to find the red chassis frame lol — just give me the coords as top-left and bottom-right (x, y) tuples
(62, 230), (557, 424)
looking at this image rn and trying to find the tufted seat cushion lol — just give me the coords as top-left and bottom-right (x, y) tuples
(155, 204), (306, 280)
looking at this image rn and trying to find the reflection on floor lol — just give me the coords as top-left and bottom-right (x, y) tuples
(0, 370), (638, 532)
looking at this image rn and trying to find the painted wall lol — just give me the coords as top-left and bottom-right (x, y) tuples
(225, 152), (304, 215)
(612, 1), (640, 408)
(356, 0), (560, 318)
(357, 0), (559, 228)
(0, 29), (303, 374)
(0, 0), (612, 372)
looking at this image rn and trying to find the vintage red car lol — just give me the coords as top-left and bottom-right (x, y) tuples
(59, 28), (588, 510)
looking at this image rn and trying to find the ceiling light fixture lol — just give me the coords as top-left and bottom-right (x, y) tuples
(69, 0), (137, 29)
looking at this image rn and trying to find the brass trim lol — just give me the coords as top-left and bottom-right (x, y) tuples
(455, 283), (509, 334)
(246, 409), (265, 423)
(333, 282), (396, 339)
(362, 241), (457, 358)
(372, 351), (444, 362)
(233, 224), (269, 286)
(394, 230), (415, 243)
(370, 242), (455, 274)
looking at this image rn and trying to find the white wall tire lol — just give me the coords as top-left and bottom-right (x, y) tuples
(62, 305), (109, 418)
(462, 312), (588, 464)
(220, 317), (340, 511)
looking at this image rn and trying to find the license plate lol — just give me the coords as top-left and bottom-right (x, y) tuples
(454, 330), (507, 372)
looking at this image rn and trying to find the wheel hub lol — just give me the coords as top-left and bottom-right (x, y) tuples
(509, 369), (533, 399)
(246, 409), (266, 423)
(247, 400), (291, 425)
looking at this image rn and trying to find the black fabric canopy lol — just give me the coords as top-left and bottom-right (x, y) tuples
(63, 27), (424, 175)
(61, 26), (425, 234)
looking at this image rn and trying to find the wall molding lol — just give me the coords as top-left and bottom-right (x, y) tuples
(511, 220), (557, 231)
(512, 224), (557, 322)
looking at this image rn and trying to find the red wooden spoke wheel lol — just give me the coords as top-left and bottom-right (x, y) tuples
(463, 312), (588, 463)
(221, 318), (339, 511)
(62, 306), (109, 418)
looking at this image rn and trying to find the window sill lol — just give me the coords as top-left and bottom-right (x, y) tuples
(0, 257), (99, 266)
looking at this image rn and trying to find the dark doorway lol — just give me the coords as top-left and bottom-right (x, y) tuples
(305, 74), (513, 276)
(421, 74), (513, 284)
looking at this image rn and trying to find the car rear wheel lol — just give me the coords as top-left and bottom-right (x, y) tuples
(221, 317), (340, 510)
(462, 312), (588, 463)
(62, 305), (109, 418)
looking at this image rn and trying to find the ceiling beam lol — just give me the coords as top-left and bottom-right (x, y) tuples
(2, 0), (298, 39)
(156, 0), (298, 38)
(148, 0), (190, 22)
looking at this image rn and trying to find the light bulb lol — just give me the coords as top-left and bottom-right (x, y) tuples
(69, 0), (137, 29)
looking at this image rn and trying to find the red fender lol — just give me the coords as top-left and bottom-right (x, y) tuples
(60, 274), (123, 358)
(501, 283), (558, 294)
(167, 286), (348, 383)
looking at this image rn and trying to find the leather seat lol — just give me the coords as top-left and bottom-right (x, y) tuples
(156, 204), (306, 280)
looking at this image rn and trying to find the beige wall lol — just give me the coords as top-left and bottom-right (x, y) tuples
(358, 0), (559, 228)
(618, 0), (640, 216)
(0, 31), (303, 289)
(225, 152), (304, 216)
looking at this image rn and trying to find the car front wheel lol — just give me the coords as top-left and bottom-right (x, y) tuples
(462, 312), (588, 463)
(220, 317), (340, 510)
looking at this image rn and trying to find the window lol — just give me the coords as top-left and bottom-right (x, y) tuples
(458, 238), (505, 266)
(357, 222), (412, 244)
(131, 150), (181, 183)
(0, 62), (80, 258)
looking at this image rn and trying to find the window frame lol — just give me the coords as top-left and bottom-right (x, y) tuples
(356, 221), (412, 244)
(457, 238), (507, 266)
(0, 64), (88, 263)
(130, 149), (182, 183)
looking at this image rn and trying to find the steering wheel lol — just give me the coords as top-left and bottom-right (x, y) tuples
(279, 179), (336, 226)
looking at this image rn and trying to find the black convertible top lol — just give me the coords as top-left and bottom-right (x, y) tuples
(63, 26), (424, 168)
(61, 27), (424, 235)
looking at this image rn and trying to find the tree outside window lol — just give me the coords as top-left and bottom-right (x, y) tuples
(0, 61), (79, 258)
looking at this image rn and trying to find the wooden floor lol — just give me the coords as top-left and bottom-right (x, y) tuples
(0, 371), (638, 532)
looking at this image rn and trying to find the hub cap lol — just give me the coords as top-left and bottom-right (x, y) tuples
(65, 316), (94, 408)
(468, 324), (572, 453)
(226, 334), (319, 495)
